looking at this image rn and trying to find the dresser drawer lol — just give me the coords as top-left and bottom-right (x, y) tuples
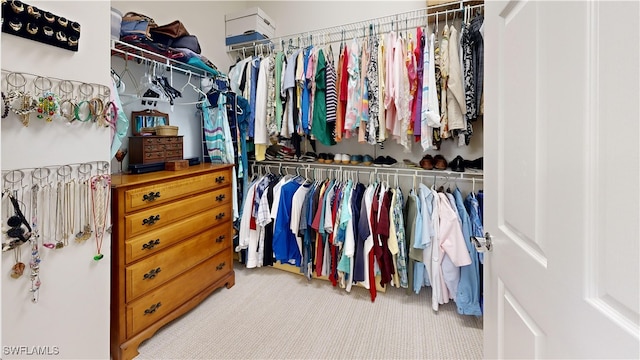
(124, 169), (232, 212)
(125, 250), (232, 337)
(125, 208), (228, 264)
(165, 149), (183, 160)
(144, 151), (166, 162)
(125, 224), (231, 301)
(125, 191), (218, 239)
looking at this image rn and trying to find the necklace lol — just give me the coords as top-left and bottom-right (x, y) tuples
(29, 184), (41, 303)
(54, 182), (64, 249)
(64, 180), (75, 246)
(42, 183), (56, 249)
(75, 179), (92, 242)
(91, 175), (110, 261)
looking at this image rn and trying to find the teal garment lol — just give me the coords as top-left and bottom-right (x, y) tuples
(110, 79), (130, 160)
(311, 49), (331, 145)
(339, 180), (353, 231)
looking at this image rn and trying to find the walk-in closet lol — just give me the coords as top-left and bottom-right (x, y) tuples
(1, 1), (638, 360)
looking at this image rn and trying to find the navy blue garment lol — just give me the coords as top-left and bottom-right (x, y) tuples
(248, 57), (260, 138)
(350, 183), (366, 282)
(353, 184), (370, 283)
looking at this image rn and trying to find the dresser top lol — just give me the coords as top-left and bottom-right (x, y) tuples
(111, 164), (233, 188)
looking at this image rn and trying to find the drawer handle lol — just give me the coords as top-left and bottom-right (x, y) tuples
(144, 302), (162, 315)
(142, 239), (161, 250)
(215, 194), (226, 202)
(215, 212), (225, 220)
(215, 235), (225, 243)
(142, 215), (161, 226)
(143, 267), (162, 280)
(142, 191), (161, 202)
(216, 262), (226, 271)
(215, 176), (225, 183)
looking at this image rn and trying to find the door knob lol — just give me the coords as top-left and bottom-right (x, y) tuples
(471, 232), (493, 253)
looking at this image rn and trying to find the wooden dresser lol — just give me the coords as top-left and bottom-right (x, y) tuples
(110, 164), (235, 360)
(128, 136), (184, 165)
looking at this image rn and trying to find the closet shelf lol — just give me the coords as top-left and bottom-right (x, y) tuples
(227, 0), (484, 55)
(110, 39), (215, 79)
(251, 160), (483, 180)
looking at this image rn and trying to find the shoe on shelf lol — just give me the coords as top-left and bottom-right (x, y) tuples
(434, 155), (448, 170)
(317, 153), (327, 163)
(350, 154), (363, 165)
(420, 154), (434, 170)
(341, 154), (351, 164)
(450, 155), (465, 172)
(362, 154), (374, 166)
(373, 156), (386, 166)
(464, 157), (483, 170)
(403, 159), (421, 169)
(383, 156), (398, 167)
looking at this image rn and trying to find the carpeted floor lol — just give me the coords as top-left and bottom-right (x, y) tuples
(135, 262), (483, 360)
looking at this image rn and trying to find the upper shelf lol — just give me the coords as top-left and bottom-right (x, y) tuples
(110, 39), (217, 79)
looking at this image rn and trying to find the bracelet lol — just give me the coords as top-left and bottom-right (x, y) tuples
(27, 5), (40, 19)
(26, 22), (38, 35)
(36, 91), (59, 122)
(10, 1), (24, 14)
(89, 97), (104, 123)
(59, 99), (76, 122)
(103, 101), (118, 128)
(73, 101), (92, 122)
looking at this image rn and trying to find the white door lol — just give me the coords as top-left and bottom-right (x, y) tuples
(483, 1), (639, 358)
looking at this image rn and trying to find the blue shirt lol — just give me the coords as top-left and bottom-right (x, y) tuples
(273, 180), (303, 266)
(454, 188), (482, 316)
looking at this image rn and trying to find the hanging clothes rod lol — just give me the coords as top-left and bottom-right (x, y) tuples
(229, 1), (484, 53)
(251, 160), (483, 180)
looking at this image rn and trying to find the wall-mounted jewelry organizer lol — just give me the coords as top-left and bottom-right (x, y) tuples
(1, 0), (81, 52)
(1, 161), (110, 303)
(1, 69), (111, 127)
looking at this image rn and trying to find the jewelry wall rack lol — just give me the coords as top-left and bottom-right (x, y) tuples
(2, 160), (110, 302)
(1, 68), (112, 127)
(1, 0), (81, 52)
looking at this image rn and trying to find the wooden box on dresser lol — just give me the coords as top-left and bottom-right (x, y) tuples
(110, 164), (235, 360)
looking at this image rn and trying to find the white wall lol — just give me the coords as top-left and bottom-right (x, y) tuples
(1, 1), (111, 359)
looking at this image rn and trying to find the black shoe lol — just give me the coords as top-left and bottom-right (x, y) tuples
(373, 156), (386, 166)
(463, 157), (483, 170)
(450, 155), (465, 172)
(384, 156), (397, 167)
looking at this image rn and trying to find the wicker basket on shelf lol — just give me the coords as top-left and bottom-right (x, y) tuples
(155, 125), (179, 136)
